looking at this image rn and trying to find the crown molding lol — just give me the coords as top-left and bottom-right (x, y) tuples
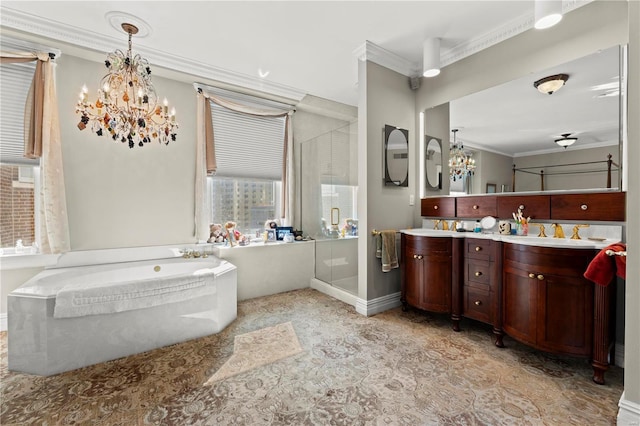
(353, 1), (592, 77)
(0, 7), (306, 102)
(353, 41), (421, 77)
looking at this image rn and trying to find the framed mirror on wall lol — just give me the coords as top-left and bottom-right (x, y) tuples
(425, 135), (442, 190)
(383, 125), (409, 187)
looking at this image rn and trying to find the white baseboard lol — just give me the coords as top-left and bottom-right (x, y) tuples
(355, 292), (402, 317)
(615, 343), (625, 368)
(0, 313), (6, 332)
(310, 279), (401, 317)
(310, 278), (359, 308)
(618, 392), (640, 425)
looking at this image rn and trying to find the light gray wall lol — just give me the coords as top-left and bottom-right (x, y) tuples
(361, 61), (416, 300)
(57, 54), (197, 250)
(513, 145), (620, 192)
(474, 150), (513, 194)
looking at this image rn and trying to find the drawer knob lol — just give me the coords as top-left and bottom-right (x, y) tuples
(519, 204), (525, 210)
(581, 204), (588, 211)
(537, 274), (545, 281)
(475, 271), (482, 277)
(529, 273), (536, 279)
(474, 300), (482, 306)
(475, 246), (482, 252)
(434, 205), (439, 210)
(473, 205), (479, 210)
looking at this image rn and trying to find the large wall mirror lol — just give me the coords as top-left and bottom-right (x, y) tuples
(384, 125), (409, 187)
(449, 44), (624, 193)
(425, 135), (442, 190)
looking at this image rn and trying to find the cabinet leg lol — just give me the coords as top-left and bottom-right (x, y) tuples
(452, 316), (460, 332)
(592, 362), (608, 385)
(401, 301), (408, 312)
(493, 328), (504, 348)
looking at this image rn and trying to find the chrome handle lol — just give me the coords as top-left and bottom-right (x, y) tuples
(519, 204), (525, 210)
(537, 274), (544, 281)
(475, 271), (482, 277)
(529, 273), (536, 279)
(331, 207), (340, 226)
(473, 205), (479, 210)
(475, 246), (481, 252)
(474, 300), (482, 306)
(580, 204), (588, 211)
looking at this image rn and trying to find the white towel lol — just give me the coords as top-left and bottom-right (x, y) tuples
(54, 273), (216, 318)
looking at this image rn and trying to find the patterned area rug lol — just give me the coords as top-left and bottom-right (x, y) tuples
(0, 288), (624, 425)
(205, 321), (303, 384)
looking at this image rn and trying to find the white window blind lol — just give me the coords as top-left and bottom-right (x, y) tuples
(208, 91), (286, 180)
(0, 60), (37, 165)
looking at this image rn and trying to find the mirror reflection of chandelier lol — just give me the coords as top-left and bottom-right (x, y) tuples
(75, 23), (178, 148)
(449, 129), (476, 181)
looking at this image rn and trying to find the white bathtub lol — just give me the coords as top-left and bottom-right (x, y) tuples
(8, 254), (237, 376)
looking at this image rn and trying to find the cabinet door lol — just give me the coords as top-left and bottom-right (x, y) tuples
(456, 196), (497, 218)
(502, 263), (537, 346)
(550, 192), (625, 221)
(536, 274), (594, 356)
(403, 246), (423, 309)
(420, 253), (452, 313)
(497, 195), (550, 220)
(421, 197), (455, 217)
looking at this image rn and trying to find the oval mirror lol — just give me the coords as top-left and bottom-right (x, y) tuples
(425, 136), (442, 190)
(384, 125), (409, 187)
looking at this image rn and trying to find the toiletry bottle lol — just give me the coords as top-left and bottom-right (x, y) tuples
(474, 220), (481, 233)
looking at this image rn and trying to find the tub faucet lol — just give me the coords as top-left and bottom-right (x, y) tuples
(571, 224), (590, 240)
(551, 223), (565, 239)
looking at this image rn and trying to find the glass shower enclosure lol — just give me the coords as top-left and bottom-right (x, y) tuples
(300, 122), (358, 295)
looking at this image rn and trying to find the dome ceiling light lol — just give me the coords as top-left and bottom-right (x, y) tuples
(555, 133), (578, 148)
(534, 73), (569, 95)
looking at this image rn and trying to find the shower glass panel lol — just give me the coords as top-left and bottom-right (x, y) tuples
(300, 122), (358, 295)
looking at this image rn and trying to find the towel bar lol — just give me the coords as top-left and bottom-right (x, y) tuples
(371, 229), (401, 236)
(605, 250), (626, 257)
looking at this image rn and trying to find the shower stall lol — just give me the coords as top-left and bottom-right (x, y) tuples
(300, 122), (358, 297)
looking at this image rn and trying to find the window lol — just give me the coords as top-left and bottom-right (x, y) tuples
(0, 57), (39, 250)
(206, 89), (287, 234)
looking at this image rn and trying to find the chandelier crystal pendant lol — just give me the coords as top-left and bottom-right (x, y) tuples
(449, 129), (476, 181)
(75, 23), (178, 148)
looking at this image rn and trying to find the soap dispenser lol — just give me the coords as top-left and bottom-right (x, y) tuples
(474, 220), (481, 233)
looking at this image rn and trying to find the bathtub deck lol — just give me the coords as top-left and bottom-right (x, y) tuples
(8, 257), (237, 376)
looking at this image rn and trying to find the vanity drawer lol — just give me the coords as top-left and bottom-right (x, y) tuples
(497, 195), (550, 220)
(421, 197), (455, 217)
(465, 258), (491, 288)
(456, 196), (497, 218)
(550, 192), (625, 221)
(463, 286), (491, 323)
(465, 238), (493, 261)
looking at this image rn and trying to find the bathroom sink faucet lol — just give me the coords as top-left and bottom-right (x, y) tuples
(551, 223), (565, 239)
(571, 224), (590, 240)
(530, 223), (547, 237)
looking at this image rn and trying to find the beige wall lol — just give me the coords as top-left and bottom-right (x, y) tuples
(360, 61), (416, 300)
(57, 54), (197, 250)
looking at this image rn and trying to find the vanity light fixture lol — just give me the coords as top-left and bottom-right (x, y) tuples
(534, 73), (569, 95)
(422, 37), (441, 78)
(75, 22), (178, 148)
(555, 133), (578, 148)
(534, 0), (563, 29)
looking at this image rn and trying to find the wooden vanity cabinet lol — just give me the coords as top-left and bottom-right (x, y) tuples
(550, 192), (625, 221)
(456, 196), (497, 218)
(401, 234), (461, 330)
(461, 238), (503, 346)
(497, 195), (550, 220)
(421, 197), (455, 217)
(502, 243), (614, 384)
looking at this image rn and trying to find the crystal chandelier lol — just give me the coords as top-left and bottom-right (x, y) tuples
(449, 129), (476, 181)
(75, 23), (178, 148)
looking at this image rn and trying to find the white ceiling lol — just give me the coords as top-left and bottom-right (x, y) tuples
(1, 1), (617, 157)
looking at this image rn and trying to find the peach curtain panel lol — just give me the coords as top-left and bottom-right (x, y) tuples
(194, 86), (295, 242)
(0, 51), (70, 254)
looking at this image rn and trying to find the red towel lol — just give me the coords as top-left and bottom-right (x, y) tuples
(584, 243), (626, 286)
